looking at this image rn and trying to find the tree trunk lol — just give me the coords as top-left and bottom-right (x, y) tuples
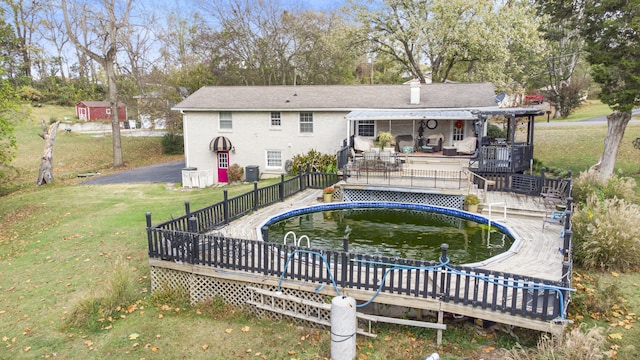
(590, 111), (631, 178)
(106, 59), (125, 168)
(37, 120), (60, 186)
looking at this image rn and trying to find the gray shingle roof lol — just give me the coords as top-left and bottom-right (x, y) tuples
(172, 83), (497, 111)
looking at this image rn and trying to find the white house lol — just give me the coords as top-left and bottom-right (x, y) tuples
(172, 82), (502, 186)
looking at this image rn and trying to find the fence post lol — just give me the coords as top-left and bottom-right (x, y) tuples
(146, 212), (153, 256)
(298, 165), (304, 191)
(439, 243), (449, 298)
(341, 235), (350, 288)
(540, 167), (546, 194)
(280, 174), (285, 201)
(184, 201), (191, 218)
(261, 226), (269, 275)
(306, 162), (311, 188)
(253, 181), (259, 211)
(188, 216), (198, 263)
(223, 189), (229, 224)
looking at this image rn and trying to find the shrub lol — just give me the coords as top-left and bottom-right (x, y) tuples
(67, 261), (140, 331)
(487, 123), (507, 140)
(500, 324), (606, 360)
(19, 85), (43, 102)
(288, 149), (337, 175)
(464, 194), (480, 205)
(227, 163), (244, 183)
(572, 194), (640, 270)
(572, 169), (637, 205)
(161, 133), (184, 155)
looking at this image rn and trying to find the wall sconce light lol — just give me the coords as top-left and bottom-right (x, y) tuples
(231, 146), (236, 153)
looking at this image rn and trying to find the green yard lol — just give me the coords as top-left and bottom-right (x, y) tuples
(0, 103), (639, 359)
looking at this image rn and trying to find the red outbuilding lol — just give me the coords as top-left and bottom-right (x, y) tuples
(76, 101), (127, 121)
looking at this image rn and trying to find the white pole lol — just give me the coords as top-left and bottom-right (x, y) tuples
(330, 296), (357, 359)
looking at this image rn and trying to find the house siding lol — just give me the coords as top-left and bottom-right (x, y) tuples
(183, 110), (348, 183)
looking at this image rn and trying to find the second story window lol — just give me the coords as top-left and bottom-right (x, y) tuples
(270, 112), (281, 127)
(299, 112), (313, 134)
(219, 111), (232, 130)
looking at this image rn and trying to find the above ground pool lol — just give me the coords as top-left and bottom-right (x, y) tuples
(260, 202), (515, 264)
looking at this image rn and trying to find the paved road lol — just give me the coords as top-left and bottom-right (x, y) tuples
(79, 160), (185, 185)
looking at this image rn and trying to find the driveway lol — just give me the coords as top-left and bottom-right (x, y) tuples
(79, 160), (185, 185)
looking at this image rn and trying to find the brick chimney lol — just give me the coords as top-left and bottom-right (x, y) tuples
(410, 81), (421, 104)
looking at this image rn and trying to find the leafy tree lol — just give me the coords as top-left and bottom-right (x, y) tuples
(581, 0), (640, 178)
(0, 68), (20, 183)
(536, 0), (590, 119)
(352, 0), (544, 88)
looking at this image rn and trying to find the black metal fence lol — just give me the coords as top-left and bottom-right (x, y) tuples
(150, 167), (339, 234)
(147, 211), (574, 321)
(146, 166), (574, 324)
(471, 168), (572, 197)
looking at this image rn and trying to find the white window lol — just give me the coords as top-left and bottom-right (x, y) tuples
(266, 150), (282, 168)
(357, 120), (375, 137)
(219, 111), (232, 130)
(270, 112), (281, 127)
(299, 112), (313, 134)
(106, 108), (111, 114)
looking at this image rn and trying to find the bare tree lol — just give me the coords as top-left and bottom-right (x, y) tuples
(36, 120), (60, 185)
(60, 0), (134, 168)
(38, 3), (69, 80)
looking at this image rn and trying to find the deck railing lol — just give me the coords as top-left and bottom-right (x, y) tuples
(147, 218), (573, 322)
(151, 167), (339, 234)
(146, 167), (574, 325)
(342, 155), (468, 189)
(469, 169), (572, 197)
(475, 144), (532, 173)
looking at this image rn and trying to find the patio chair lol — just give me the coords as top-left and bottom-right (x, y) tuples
(542, 207), (569, 236)
(540, 180), (569, 205)
(422, 133), (444, 153)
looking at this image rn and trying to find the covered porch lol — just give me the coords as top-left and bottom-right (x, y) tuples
(340, 107), (545, 176)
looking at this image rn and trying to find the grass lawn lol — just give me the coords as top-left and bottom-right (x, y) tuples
(1, 103), (639, 359)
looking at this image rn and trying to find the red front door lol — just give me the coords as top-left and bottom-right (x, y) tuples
(217, 152), (229, 183)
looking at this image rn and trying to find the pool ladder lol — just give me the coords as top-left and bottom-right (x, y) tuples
(283, 231), (310, 247)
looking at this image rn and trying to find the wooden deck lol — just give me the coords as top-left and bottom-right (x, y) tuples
(212, 188), (565, 282)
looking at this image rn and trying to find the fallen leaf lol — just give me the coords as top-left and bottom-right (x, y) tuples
(242, 326), (250, 332)
(225, 328), (233, 334)
(611, 271), (619, 277)
(151, 346), (159, 352)
(288, 350), (296, 355)
(128, 333), (140, 340)
(608, 333), (623, 340)
(201, 344), (209, 350)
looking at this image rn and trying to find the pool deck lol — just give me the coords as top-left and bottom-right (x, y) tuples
(212, 188), (566, 282)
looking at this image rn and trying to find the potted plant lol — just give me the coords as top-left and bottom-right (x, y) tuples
(322, 187), (335, 203)
(376, 131), (394, 150)
(464, 194), (480, 213)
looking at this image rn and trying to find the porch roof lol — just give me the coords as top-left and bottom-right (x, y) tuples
(345, 109), (477, 121)
(345, 106), (545, 121)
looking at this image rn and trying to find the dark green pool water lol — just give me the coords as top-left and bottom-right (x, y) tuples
(267, 208), (513, 264)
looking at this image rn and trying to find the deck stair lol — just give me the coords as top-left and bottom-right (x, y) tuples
(246, 287), (447, 342)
